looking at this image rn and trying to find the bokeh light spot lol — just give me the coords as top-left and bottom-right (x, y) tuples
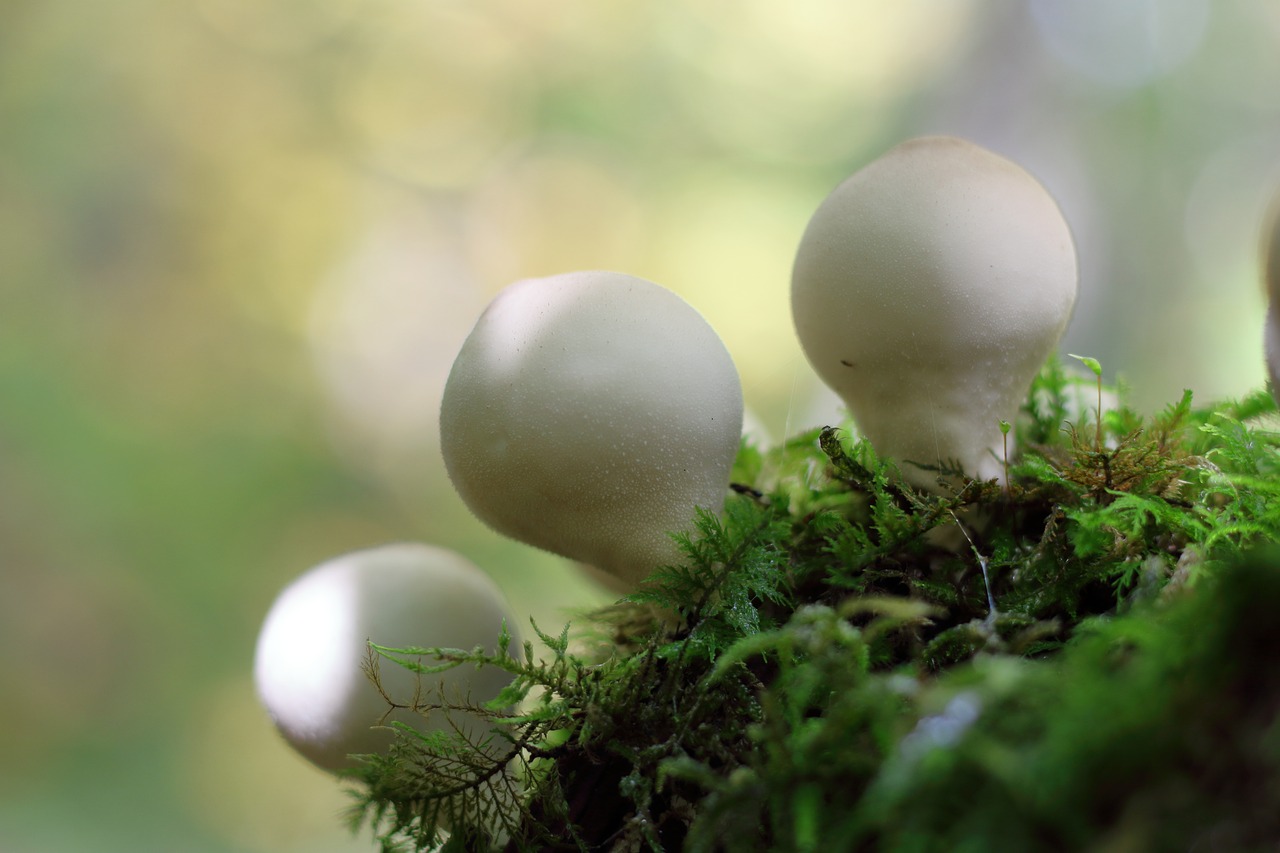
(1030, 0), (1211, 88)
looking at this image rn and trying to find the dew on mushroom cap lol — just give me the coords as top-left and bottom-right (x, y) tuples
(791, 135), (1078, 489)
(439, 271), (744, 589)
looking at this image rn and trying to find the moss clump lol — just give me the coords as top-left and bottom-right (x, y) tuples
(349, 358), (1280, 852)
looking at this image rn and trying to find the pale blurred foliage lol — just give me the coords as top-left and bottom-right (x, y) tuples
(3, 1), (1280, 850)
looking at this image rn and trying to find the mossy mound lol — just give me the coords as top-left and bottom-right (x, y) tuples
(351, 358), (1280, 852)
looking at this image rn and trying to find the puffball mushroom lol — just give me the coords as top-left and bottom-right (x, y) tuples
(792, 135), (1078, 489)
(253, 543), (519, 773)
(440, 271), (744, 589)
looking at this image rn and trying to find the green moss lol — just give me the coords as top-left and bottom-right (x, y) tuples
(348, 357), (1280, 851)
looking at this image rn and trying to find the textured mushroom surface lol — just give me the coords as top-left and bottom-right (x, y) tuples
(253, 543), (518, 772)
(440, 271), (743, 588)
(792, 135), (1077, 487)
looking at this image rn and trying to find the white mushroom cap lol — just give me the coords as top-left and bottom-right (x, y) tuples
(440, 271), (744, 588)
(253, 543), (519, 773)
(791, 136), (1078, 488)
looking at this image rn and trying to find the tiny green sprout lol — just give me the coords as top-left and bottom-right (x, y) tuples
(999, 420), (1011, 495)
(1068, 354), (1104, 451)
(1068, 354), (1102, 378)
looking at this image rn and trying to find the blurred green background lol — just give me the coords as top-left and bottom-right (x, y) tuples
(2, 1), (1278, 850)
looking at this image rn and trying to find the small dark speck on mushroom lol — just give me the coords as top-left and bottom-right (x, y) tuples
(840, 359), (855, 368)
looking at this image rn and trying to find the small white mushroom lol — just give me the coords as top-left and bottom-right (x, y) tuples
(1262, 190), (1280, 402)
(253, 543), (519, 773)
(791, 136), (1078, 488)
(440, 271), (744, 589)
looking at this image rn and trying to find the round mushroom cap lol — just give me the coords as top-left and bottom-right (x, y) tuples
(253, 543), (519, 773)
(440, 271), (744, 588)
(792, 136), (1078, 487)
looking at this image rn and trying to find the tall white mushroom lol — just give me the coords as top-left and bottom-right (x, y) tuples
(440, 271), (744, 589)
(253, 543), (519, 773)
(791, 136), (1078, 489)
